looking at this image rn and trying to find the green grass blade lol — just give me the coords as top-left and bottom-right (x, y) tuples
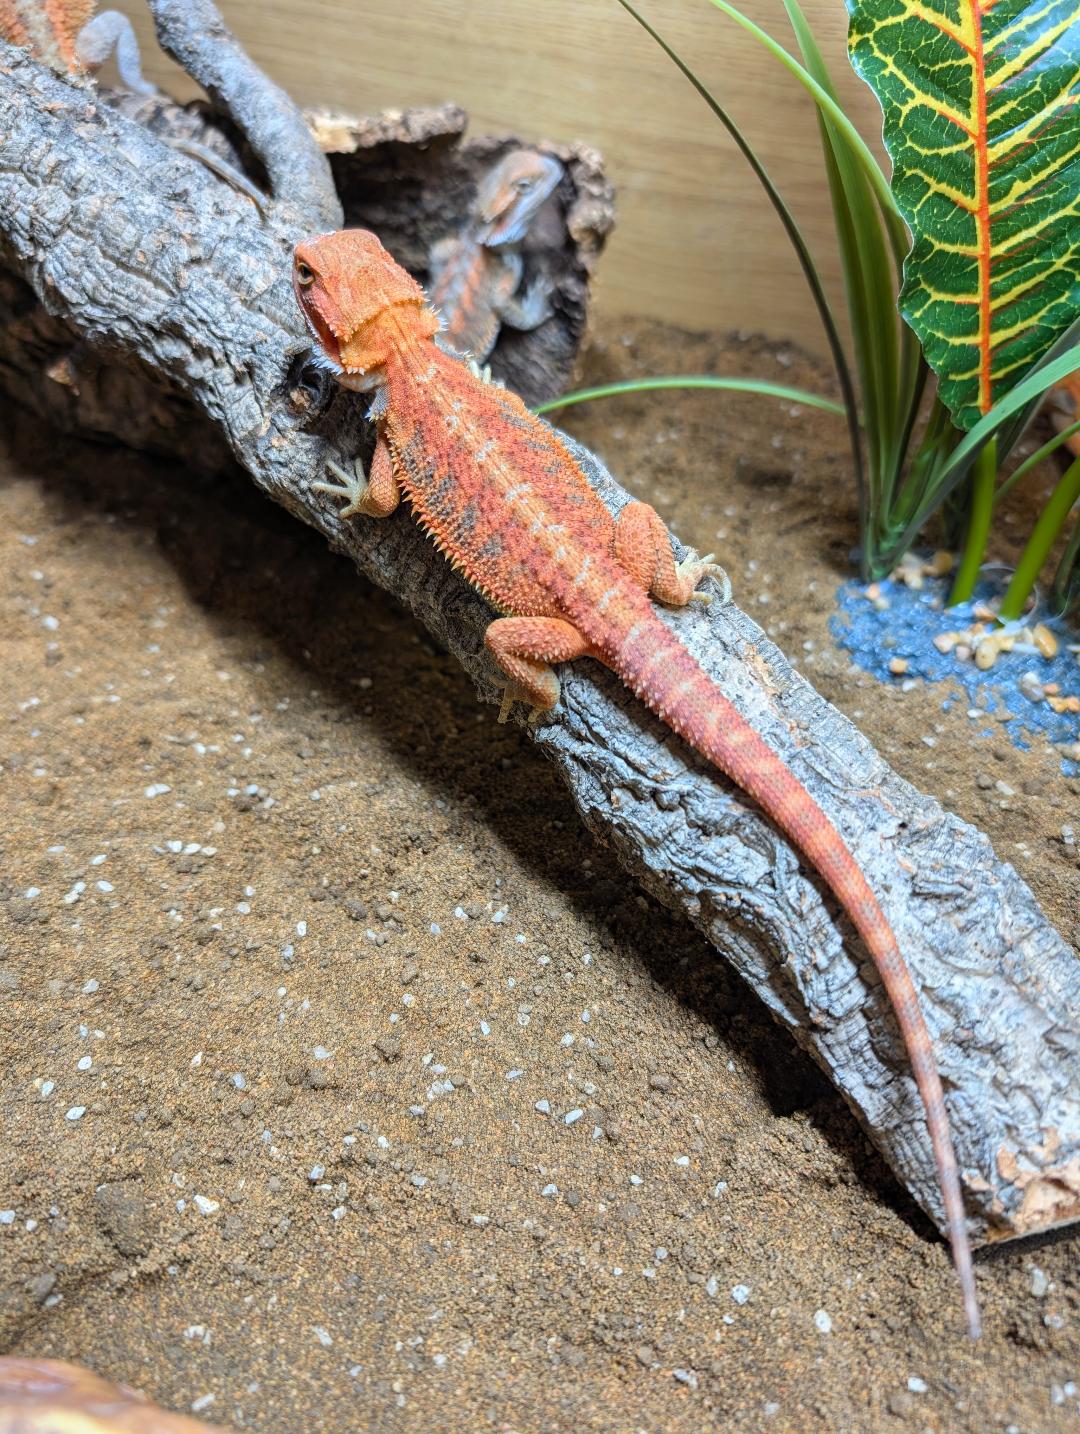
(780, 0), (904, 279)
(779, 0), (901, 552)
(1051, 514), (1080, 615)
(944, 349), (1080, 486)
(992, 317), (1080, 466)
(535, 376), (847, 416)
(887, 330), (1080, 568)
(706, 0), (900, 222)
(890, 351), (931, 494)
(891, 393), (955, 527)
(996, 421), (1080, 502)
(612, 0), (861, 491)
(824, 143), (894, 518)
(999, 454), (1080, 622)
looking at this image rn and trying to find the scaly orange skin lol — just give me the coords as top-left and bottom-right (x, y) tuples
(0, 0), (93, 69)
(293, 227), (980, 1339)
(428, 149), (562, 361)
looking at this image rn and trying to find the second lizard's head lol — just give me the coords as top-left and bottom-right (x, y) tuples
(476, 150), (563, 246)
(293, 229), (440, 389)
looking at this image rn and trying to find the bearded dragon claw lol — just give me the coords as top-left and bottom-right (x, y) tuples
(312, 458), (369, 518)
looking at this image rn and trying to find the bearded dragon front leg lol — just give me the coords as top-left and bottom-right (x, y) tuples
(615, 500), (730, 606)
(498, 272), (555, 334)
(312, 433), (401, 519)
(485, 617), (591, 722)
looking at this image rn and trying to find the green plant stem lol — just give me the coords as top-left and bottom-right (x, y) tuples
(534, 376), (846, 416)
(996, 419), (1080, 501)
(948, 438), (997, 606)
(998, 453), (1080, 621)
(1051, 514), (1080, 615)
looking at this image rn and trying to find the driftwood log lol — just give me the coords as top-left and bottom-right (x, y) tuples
(0, 1), (1076, 1252)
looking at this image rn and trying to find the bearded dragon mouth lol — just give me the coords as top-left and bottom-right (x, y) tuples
(297, 291), (343, 370)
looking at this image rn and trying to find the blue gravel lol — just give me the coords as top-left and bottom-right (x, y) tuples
(830, 571), (1080, 776)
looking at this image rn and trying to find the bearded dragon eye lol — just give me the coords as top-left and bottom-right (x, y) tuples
(513, 177), (532, 193)
(296, 262), (316, 287)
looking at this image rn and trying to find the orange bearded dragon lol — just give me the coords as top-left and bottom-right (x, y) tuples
(0, 0), (90, 67)
(428, 149), (563, 362)
(0, 1), (154, 91)
(296, 227), (978, 1337)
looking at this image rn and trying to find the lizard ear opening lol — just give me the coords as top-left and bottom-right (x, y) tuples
(295, 261), (316, 287)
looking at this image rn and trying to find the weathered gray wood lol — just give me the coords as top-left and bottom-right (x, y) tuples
(0, 23), (1076, 1251)
(0, 85), (610, 452)
(146, 0), (341, 230)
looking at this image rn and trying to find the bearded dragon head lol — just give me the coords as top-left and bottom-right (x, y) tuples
(293, 229), (440, 387)
(475, 150), (563, 246)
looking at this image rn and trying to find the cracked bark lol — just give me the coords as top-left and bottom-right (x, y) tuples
(0, 6), (1076, 1251)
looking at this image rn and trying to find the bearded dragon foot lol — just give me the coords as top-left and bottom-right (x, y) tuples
(497, 681), (535, 724)
(678, 552), (731, 605)
(466, 358), (504, 388)
(496, 681), (559, 725)
(501, 276), (555, 333)
(312, 458), (370, 518)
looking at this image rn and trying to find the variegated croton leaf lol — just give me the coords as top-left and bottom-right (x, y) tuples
(848, 0), (1080, 430)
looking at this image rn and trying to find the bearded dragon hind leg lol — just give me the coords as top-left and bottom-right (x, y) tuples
(678, 552), (731, 606)
(485, 616), (591, 722)
(614, 500), (731, 607)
